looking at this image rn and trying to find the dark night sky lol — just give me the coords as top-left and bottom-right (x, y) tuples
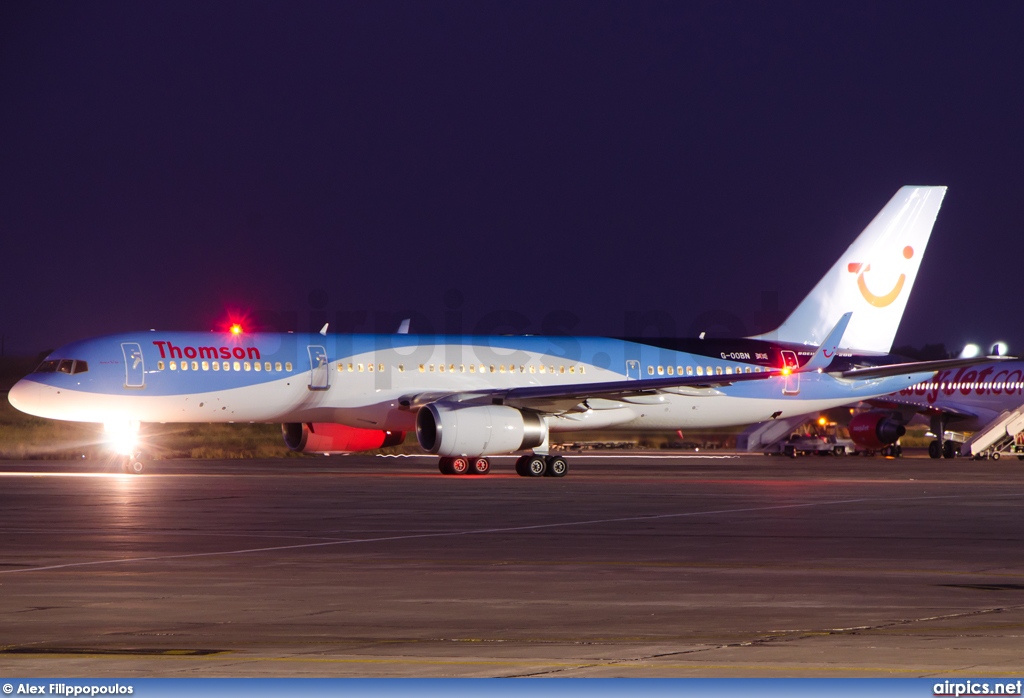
(2, 1), (1023, 357)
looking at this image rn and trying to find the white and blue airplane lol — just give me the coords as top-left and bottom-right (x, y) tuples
(10, 186), (976, 476)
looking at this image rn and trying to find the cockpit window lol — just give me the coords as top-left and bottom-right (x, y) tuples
(34, 359), (88, 374)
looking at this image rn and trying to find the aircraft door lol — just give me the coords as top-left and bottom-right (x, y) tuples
(121, 342), (145, 389)
(307, 345), (330, 391)
(625, 360), (640, 380)
(780, 350), (800, 395)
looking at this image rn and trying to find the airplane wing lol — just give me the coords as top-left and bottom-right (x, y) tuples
(868, 395), (982, 419)
(399, 368), (780, 413)
(836, 355), (1012, 381)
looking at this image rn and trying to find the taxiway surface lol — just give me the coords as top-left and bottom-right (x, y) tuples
(1, 454), (1023, 677)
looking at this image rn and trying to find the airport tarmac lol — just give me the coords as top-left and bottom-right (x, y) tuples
(1, 452), (1023, 678)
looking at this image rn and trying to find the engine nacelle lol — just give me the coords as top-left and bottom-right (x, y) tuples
(848, 412), (906, 450)
(415, 404), (548, 457)
(282, 422), (404, 454)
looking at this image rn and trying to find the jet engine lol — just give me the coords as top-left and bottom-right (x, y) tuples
(848, 412), (906, 450)
(415, 404), (548, 457)
(281, 422), (404, 454)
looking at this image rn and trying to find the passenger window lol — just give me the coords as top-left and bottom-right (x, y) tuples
(725, 367), (733, 375)
(686, 366), (693, 376)
(192, 361), (199, 371)
(696, 366), (703, 376)
(490, 365), (496, 373)
(449, 364), (455, 372)
(398, 364), (405, 372)
(569, 366), (575, 374)
(666, 366), (673, 375)
(715, 366), (723, 375)
(181, 361), (189, 372)
(275, 362), (282, 371)
(439, 364), (445, 373)
(499, 365), (505, 373)
(459, 364), (465, 373)
(469, 364), (476, 373)
(559, 366), (565, 374)
(213, 362), (220, 371)
(157, 361), (165, 371)
(170, 361), (178, 371)
(202, 361), (209, 371)
(368, 363), (375, 372)
(244, 362), (251, 371)
(358, 363), (364, 372)
(265, 362), (271, 372)
(745, 367), (751, 373)
(579, 366), (585, 374)
(657, 366), (664, 375)
(647, 366), (654, 375)
(539, 365), (546, 373)
(529, 365), (536, 374)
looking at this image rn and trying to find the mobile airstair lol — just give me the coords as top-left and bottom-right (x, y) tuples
(960, 404), (1024, 460)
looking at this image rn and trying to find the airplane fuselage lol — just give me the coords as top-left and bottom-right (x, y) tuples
(10, 331), (935, 433)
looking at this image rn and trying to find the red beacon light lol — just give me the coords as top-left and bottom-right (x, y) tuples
(230, 324), (243, 336)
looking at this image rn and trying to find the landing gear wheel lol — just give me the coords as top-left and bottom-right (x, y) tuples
(469, 457), (490, 475)
(121, 456), (145, 474)
(928, 440), (942, 459)
(514, 455), (530, 476)
(450, 457), (469, 475)
(522, 455), (547, 477)
(438, 457), (453, 475)
(943, 440), (958, 459)
(545, 456), (568, 477)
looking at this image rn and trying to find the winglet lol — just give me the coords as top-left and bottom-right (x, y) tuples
(800, 312), (852, 373)
(397, 318), (411, 334)
(319, 323), (329, 336)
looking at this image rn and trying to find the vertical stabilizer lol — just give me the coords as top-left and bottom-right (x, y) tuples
(751, 186), (947, 353)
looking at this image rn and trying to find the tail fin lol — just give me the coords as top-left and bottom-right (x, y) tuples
(751, 185), (947, 354)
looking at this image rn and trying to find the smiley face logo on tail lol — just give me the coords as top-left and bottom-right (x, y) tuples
(848, 246), (914, 308)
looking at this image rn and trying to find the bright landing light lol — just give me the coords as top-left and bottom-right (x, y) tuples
(104, 420), (140, 456)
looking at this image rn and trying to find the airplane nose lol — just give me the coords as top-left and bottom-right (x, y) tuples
(8, 378), (44, 417)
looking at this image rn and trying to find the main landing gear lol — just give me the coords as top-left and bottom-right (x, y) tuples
(437, 456), (491, 475)
(514, 454), (568, 478)
(434, 454), (571, 477)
